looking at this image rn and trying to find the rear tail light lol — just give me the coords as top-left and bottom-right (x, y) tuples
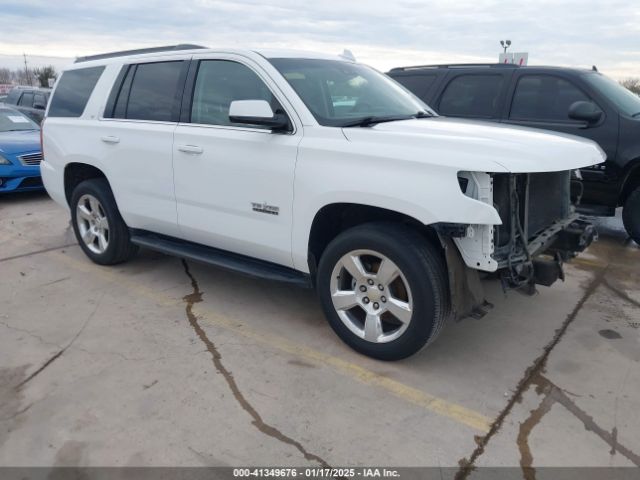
(40, 119), (44, 159)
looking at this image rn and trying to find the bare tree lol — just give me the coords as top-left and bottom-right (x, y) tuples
(12, 68), (32, 86)
(0, 68), (12, 84)
(33, 65), (57, 88)
(620, 78), (640, 95)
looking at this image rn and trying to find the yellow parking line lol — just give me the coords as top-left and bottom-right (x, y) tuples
(51, 250), (492, 432)
(569, 257), (608, 269)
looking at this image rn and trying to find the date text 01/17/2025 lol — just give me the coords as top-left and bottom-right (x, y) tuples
(232, 467), (400, 477)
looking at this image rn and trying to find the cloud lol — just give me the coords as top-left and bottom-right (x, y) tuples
(0, 0), (638, 78)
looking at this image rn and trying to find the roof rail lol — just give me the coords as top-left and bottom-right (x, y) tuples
(74, 44), (207, 63)
(389, 63), (520, 72)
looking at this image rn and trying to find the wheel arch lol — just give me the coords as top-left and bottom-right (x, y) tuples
(619, 159), (640, 206)
(306, 202), (442, 278)
(306, 202), (487, 321)
(64, 162), (107, 207)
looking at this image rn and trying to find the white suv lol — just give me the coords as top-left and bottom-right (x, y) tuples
(42, 45), (604, 360)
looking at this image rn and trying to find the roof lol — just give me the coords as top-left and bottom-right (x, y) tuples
(74, 44), (206, 63)
(253, 48), (351, 61)
(71, 44), (350, 67)
(389, 63), (597, 74)
(8, 85), (51, 91)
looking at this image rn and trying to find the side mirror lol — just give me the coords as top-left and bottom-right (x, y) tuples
(568, 100), (602, 125)
(33, 102), (46, 110)
(229, 100), (289, 131)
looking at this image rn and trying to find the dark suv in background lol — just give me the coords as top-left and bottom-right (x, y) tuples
(388, 64), (640, 244)
(1, 87), (51, 124)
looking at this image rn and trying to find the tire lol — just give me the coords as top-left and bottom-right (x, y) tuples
(623, 186), (640, 245)
(317, 222), (449, 361)
(70, 178), (138, 265)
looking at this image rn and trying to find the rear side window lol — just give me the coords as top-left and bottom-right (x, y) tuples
(392, 74), (437, 101)
(113, 61), (184, 122)
(34, 92), (47, 107)
(18, 92), (34, 107)
(439, 74), (504, 118)
(48, 67), (105, 117)
(510, 75), (589, 121)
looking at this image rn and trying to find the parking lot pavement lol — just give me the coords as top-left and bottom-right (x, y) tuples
(1, 192), (638, 471)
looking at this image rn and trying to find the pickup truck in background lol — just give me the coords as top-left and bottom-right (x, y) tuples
(388, 63), (640, 244)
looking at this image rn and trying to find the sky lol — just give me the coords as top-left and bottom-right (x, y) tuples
(0, 0), (639, 79)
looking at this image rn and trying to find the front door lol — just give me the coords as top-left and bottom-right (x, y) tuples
(173, 56), (301, 267)
(502, 72), (619, 207)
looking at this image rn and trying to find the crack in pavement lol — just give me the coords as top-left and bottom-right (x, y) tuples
(16, 293), (103, 390)
(0, 402), (33, 422)
(517, 384), (555, 480)
(454, 266), (609, 480)
(180, 260), (330, 467)
(0, 243), (77, 264)
(0, 320), (63, 348)
(517, 373), (640, 479)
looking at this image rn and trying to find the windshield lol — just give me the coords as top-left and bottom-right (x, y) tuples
(269, 58), (435, 127)
(583, 73), (640, 117)
(0, 108), (39, 132)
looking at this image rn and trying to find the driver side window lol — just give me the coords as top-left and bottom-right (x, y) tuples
(510, 75), (589, 122)
(191, 60), (280, 129)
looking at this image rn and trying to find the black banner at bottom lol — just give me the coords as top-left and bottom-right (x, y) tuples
(0, 467), (638, 480)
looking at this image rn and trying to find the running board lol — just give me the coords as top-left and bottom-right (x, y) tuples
(130, 231), (312, 288)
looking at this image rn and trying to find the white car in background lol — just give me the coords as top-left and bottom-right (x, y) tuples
(41, 45), (603, 360)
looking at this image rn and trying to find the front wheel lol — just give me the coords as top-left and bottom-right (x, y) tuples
(623, 186), (640, 245)
(317, 223), (449, 360)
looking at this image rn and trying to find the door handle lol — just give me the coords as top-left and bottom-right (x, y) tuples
(177, 144), (204, 155)
(100, 135), (120, 144)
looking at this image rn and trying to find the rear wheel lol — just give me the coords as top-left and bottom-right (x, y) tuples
(70, 178), (138, 265)
(317, 222), (449, 360)
(623, 186), (640, 245)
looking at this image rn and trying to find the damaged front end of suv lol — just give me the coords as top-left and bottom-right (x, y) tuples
(441, 169), (597, 319)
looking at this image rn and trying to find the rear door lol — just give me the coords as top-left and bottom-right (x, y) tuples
(99, 57), (189, 236)
(389, 70), (443, 105)
(433, 70), (513, 120)
(172, 54), (301, 267)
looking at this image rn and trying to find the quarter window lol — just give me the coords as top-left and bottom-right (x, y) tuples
(48, 66), (105, 117)
(510, 75), (589, 121)
(34, 93), (47, 107)
(439, 75), (504, 118)
(190, 60), (278, 128)
(124, 61), (184, 122)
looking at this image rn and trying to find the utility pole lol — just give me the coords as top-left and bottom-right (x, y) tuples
(23, 53), (31, 86)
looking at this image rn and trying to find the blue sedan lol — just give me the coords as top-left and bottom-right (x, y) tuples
(0, 107), (44, 193)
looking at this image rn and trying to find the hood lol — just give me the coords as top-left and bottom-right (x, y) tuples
(0, 129), (41, 155)
(342, 117), (606, 173)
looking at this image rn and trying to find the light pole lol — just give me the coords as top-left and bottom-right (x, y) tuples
(500, 40), (512, 54)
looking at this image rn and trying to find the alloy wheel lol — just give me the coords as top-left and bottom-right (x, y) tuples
(76, 194), (110, 254)
(329, 249), (413, 343)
